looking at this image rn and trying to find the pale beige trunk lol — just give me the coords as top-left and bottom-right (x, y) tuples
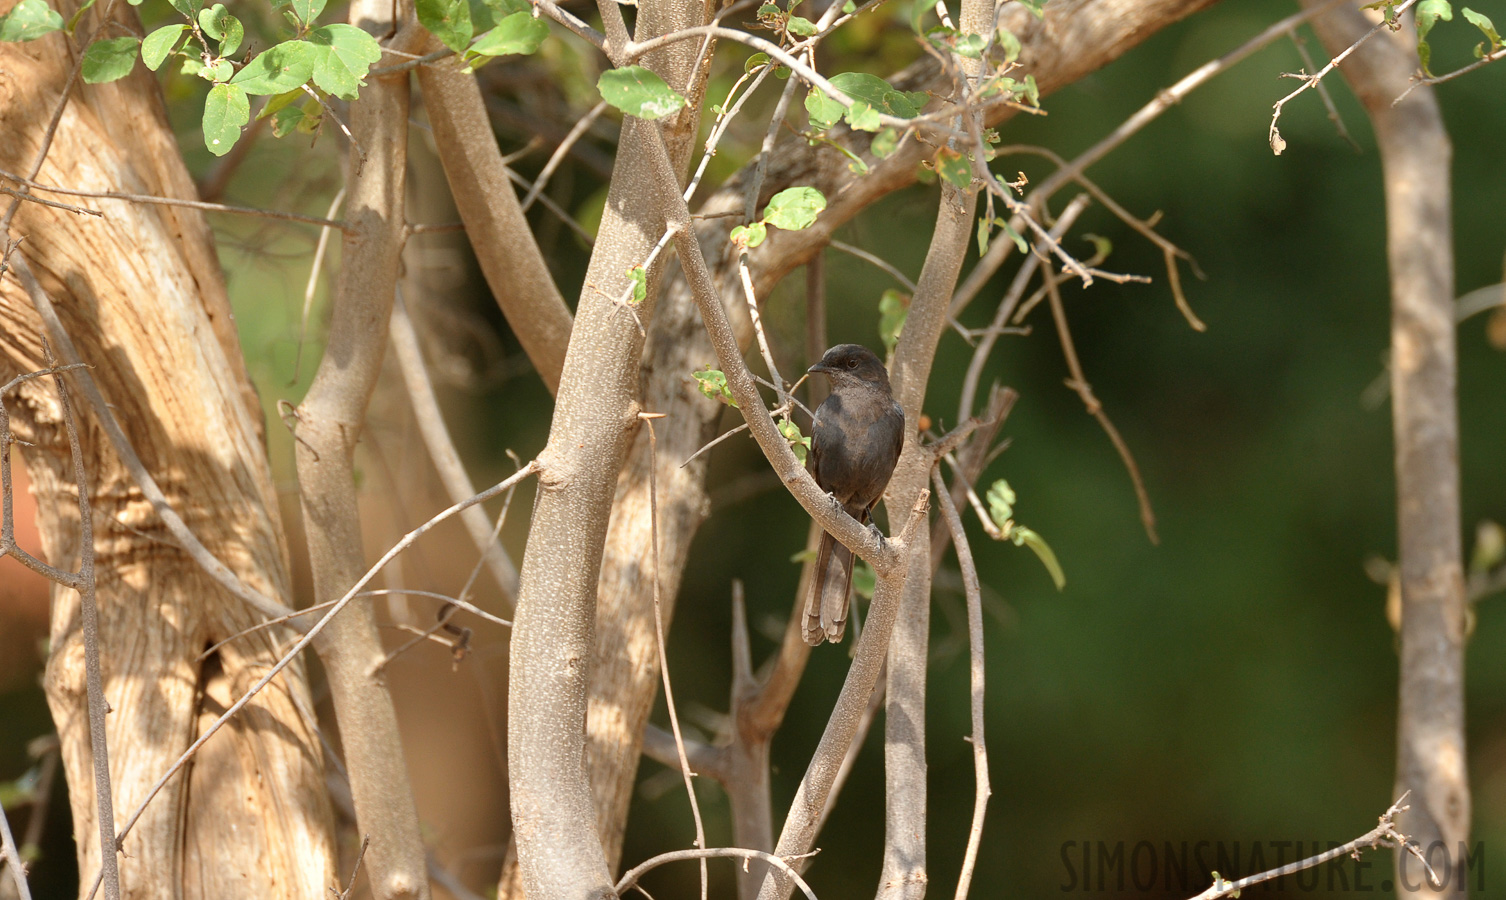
(0, 2), (338, 897)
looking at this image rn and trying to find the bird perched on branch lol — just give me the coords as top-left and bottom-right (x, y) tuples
(803, 343), (905, 646)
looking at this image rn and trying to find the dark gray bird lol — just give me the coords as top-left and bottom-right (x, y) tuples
(803, 344), (905, 646)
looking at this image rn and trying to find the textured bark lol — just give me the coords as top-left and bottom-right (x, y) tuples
(1303, 4), (1469, 897)
(576, 0), (1222, 880)
(0, 2), (336, 897)
(291, 3), (429, 899)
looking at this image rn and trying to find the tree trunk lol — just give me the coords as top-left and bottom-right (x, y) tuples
(0, 2), (337, 897)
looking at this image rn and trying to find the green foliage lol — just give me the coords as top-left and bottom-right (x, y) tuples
(828, 71), (927, 118)
(307, 24), (382, 99)
(1016, 0), (1046, 18)
(844, 99), (880, 132)
(762, 186), (826, 231)
(935, 147), (972, 189)
(229, 41), (316, 94)
(468, 0), (526, 33)
(779, 418), (810, 464)
(985, 479), (1065, 590)
(625, 266), (646, 304)
(1463, 7), (1502, 56)
(730, 221), (767, 248)
(202, 82), (249, 155)
(81, 36), (140, 83)
(878, 288), (909, 356)
(286, 0), (326, 27)
(1416, 0), (1453, 75)
(198, 4), (242, 56)
(804, 88), (843, 131)
(141, 24), (185, 70)
(466, 11), (548, 69)
(417, 0), (472, 52)
(786, 14), (817, 36)
(597, 65), (686, 120)
(995, 26), (1021, 63)
(693, 367), (738, 407)
(870, 127), (898, 158)
(0, 0), (63, 42)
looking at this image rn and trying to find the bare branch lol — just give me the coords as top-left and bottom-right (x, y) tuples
(617, 849), (818, 900)
(0, 800), (34, 900)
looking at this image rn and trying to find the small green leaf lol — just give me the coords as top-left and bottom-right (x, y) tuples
(843, 99), (880, 131)
(229, 41), (317, 94)
(804, 87), (843, 132)
(416, 0), (472, 53)
(1017, 0), (1045, 19)
(841, 0), (855, 12)
(0, 0), (63, 42)
(952, 31), (986, 59)
(878, 288), (909, 356)
(829, 71), (923, 118)
(180, 56), (204, 76)
(730, 221), (767, 248)
(598, 65), (686, 120)
(287, 0), (327, 25)
(692, 367), (738, 408)
(763, 186), (826, 231)
(81, 36), (140, 83)
(786, 14), (817, 36)
(1416, 0), (1452, 74)
(985, 479), (1015, 529)
(1470, 520), (1505, 574)
(1022, 73), (1040, 107)
(871, 127), (898, 158)
(467, 10), (548, 64)
(626, 266), (646, 304)
(779, 418), (810, 465)
(467, 0), (525, 32)
(220, 16), (243, 54)
(271, 99), (313, 137)
(205, 57), (233, 81)
(1463, 7), (1501, 50)
(307, 23), (381, 99)
(909, 0), (926, 34)
(744, 51), (769, 73)
(977, 216), (991, 256)
(756, 3), (779, 17)
(996, 26), (1020, 62)
(1012, 526), (1065, 590)
(202, 81), (249, 155)
(851, 561), (876, 600)
(935, 146), (972, 189)
(140, 23), (184, 69)
(168, 0), (203, 18)
(1082, 232), (1112, 260)
(257, 87), (305, 119)
(1000, 219), (1026, 253)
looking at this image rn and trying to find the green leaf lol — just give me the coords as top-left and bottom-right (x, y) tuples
(908, 0), (926, 34)
(1470, 520), (1505, 574)
(0, 0), (63, 42)
(804, 87), (843, 131)
(1463, 7), (1502, 50)
(935, 146), (971, 189)
(843, 99), (881, 131)
(829, 71), (924, 117)
(287, 0), (326, 26)
(1082, 232), (1112, 260)
(202, 81), (249, 155)
(1012, 526), (1066, 590)
(1000, 218), (1026, 253)
(81, 36), (140, 83)
(953, 31), (986, 59)
(626, 266), (646, 304)
(779, 418), (811, 465)
(307, 23), (381, 99)
(851, 561), (876, 600)
(756, 2), (779, 17)
(180, 56), (204, 76)
(205, 57), (233, 81)
(1017, 0), (1045, 19)
(229, 41), (316, 94)
(977, 216), (990, 256)
(141, 24), (184, 70)
(878, 288), (909, 356)
(467, 10), (548, 64)
(1022, 73), (1040, 107)
(692, 367), (738, 407)
(1416, 0), (1452, 74)
(870, 127), (898, 158)
(257, 87), (305, 119)
(985, 479), (1015, 529)
(842, 0), (855, 12)
(786, 14), (817, 36)
(468, 0), (525, 32)
(744, 51), (769, 73)
(762, 185), (826, 231)
(730, 221), (767, 248)
(168, 0), (203, 18)
(416, 0), (472, 53)
(996, 26), (1020, 62)
(597, 65), (686, 120)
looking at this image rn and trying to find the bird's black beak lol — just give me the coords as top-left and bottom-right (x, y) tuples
(808, 362), (833, 375)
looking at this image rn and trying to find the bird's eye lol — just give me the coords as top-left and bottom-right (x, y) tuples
(846, 358), (858, 369)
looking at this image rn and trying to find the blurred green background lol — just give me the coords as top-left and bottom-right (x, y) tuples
(2, 1), (1504, 898)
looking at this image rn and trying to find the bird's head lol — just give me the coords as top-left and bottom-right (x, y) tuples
(808, 343), (891, 388)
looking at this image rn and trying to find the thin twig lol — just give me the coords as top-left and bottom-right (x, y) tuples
(828, 240), (918, 294)
(522, 101), (608, 212)
(1288, 27), (1359, 150)
(932, 469), (989, 900)
(1268, 0), (1420, 154)
(0, 185), (104, 217)
(1395, 44), (1506, 104)
(1043, 262), (1158, 543)
(331, 836), (371, 900)
(0, 168), (348, 231)
(294, 187), (346, 383)
(0, 797), (34, 900)
(641, 412), (710, 900)
(616, 849), (818, 900)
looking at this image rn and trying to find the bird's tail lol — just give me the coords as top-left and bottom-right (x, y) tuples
(804, 530), (854, 645)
